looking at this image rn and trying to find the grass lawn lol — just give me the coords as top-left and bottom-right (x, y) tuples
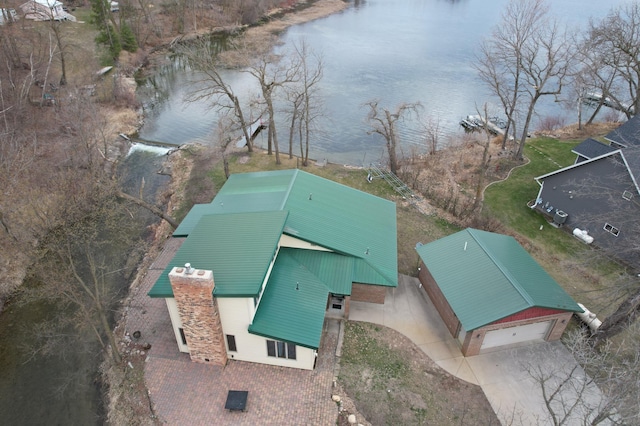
(483, 137), (627, 312)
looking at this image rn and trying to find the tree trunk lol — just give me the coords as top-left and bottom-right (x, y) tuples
(515, 94), (540, 160)
(98, 304), (122, 364)
(117, 190), (178, 229)
(386, 110), (398, 175)
(593, 290), (640, 346)
(234, 96), (253, 152)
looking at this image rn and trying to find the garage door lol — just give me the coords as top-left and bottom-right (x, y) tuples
(481, 321), (552, 350)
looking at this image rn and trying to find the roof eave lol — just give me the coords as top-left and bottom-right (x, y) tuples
(246, 327), (319, 350)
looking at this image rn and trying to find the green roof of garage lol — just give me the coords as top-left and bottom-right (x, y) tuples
(248, 250), (329, 349)
(416, 228), (582, 331)
(148, 210), (287, 298)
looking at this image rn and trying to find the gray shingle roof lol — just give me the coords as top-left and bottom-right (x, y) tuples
(572, 138), (616, 160)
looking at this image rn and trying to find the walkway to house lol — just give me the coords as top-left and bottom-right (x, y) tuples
(124, 238), (340, 425)
(349, 275), (607, 425)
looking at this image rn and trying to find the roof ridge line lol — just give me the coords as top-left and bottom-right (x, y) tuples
(618, 150), (640, 195)
(280, 169), (299, 210)
(283, 249), (333, 292)
(467, 229), (535, 307)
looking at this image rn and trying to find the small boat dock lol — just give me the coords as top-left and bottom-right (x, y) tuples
(584, 92), (634, 114)
(459, 115), (506, 136)
(235, 118), (267, 148)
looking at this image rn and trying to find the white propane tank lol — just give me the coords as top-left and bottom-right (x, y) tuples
(576, 303), (602, 332)
(573, 228), (594, 244)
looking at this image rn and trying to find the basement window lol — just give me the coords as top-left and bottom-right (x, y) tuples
(622, 190), (634, 201)
(179, 328), (187, 346)
(226, 335), (237, 352)
(266, 340), (296, 360)
(603, 223), (620, 236)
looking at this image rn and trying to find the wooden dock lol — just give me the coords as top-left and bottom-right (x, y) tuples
(235, 118), (267, 148)
(460, 115), (506, 136)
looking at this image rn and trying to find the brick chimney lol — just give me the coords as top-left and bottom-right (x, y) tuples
(168, 264), (227, 366)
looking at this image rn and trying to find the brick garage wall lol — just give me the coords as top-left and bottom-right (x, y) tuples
(169, 267), (228, 366)
(418, 262), (460, 337)
(461, 311), (574, 356)
(546, 312), (573, 341)
(351, 283), (387, 304)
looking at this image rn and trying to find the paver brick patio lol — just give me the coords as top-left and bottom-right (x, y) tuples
(124, 238), (339, 425)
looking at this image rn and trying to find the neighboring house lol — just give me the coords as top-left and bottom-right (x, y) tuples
(416, 228), (581, 356)
(148, 169), (398, 370)
(532, 116), (640, 269)
(20, 0), (75, 21)
(0, 8), (18, 24)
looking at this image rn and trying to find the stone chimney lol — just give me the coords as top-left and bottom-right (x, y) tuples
(168, 264), (227, 366)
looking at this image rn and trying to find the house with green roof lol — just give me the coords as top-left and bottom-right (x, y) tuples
(148, 169), (398, 370)
(416, 228), (581, 356)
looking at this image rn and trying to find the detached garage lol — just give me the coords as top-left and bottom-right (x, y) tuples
(416, 228), (582, 356)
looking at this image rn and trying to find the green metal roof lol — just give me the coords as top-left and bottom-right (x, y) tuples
(248, 250), (329, 349)
(173, 170), (295, 237)
(172, 169), (397, 286)
(416, 228), (582, 330)
(284, 248), (354, 295)
(149, 169), (398, 346)
(148, 210), (288, 298)
(283, 170), (397, 286)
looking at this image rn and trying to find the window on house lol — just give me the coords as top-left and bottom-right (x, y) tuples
(603, 223), (620, 236)
(266, 340), (296, 360)
(226, 335), (237, 352)
(622, 190), (633, 201)
(179, 328), (187, 345)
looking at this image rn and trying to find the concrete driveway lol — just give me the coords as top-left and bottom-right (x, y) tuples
(349, 275), (607, 425)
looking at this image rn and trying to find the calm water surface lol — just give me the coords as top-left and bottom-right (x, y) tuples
(138, 0), (626, 165)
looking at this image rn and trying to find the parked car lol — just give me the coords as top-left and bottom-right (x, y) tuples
(110, 1), (119, 12)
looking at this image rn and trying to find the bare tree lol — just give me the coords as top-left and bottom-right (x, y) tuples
(477, 0), (573, 159)
(244, 35), (300, 164)
(180, 38), (254, 152)
(364, 100), (421, 175)
(472, 104), (494, 213)
(587, 3), (640, 119)
(422, 114), (442, 156)
(528, 330), (640, 425)
(288, 40), (323, 167)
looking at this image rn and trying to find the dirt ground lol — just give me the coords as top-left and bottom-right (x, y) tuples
(338, 322), (498, 425)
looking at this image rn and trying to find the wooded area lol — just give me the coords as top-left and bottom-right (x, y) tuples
(0, 0), (639, 423)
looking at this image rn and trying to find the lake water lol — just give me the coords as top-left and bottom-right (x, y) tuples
(138, 0), (626, 165)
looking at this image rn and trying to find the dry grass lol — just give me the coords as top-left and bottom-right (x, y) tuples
(339, 322), (499, 426)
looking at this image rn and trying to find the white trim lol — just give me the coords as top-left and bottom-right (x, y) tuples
(603, 223), (620, 237)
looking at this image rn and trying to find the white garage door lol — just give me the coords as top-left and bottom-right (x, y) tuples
(481, 321), (552, 350)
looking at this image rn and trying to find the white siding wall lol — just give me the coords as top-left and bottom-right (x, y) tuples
(279, 234), (332, 251)
(165, 298), (189, 353)
(217, 298), (316, 370)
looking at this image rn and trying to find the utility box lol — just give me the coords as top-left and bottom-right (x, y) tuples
(553, 210), (568, 226)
